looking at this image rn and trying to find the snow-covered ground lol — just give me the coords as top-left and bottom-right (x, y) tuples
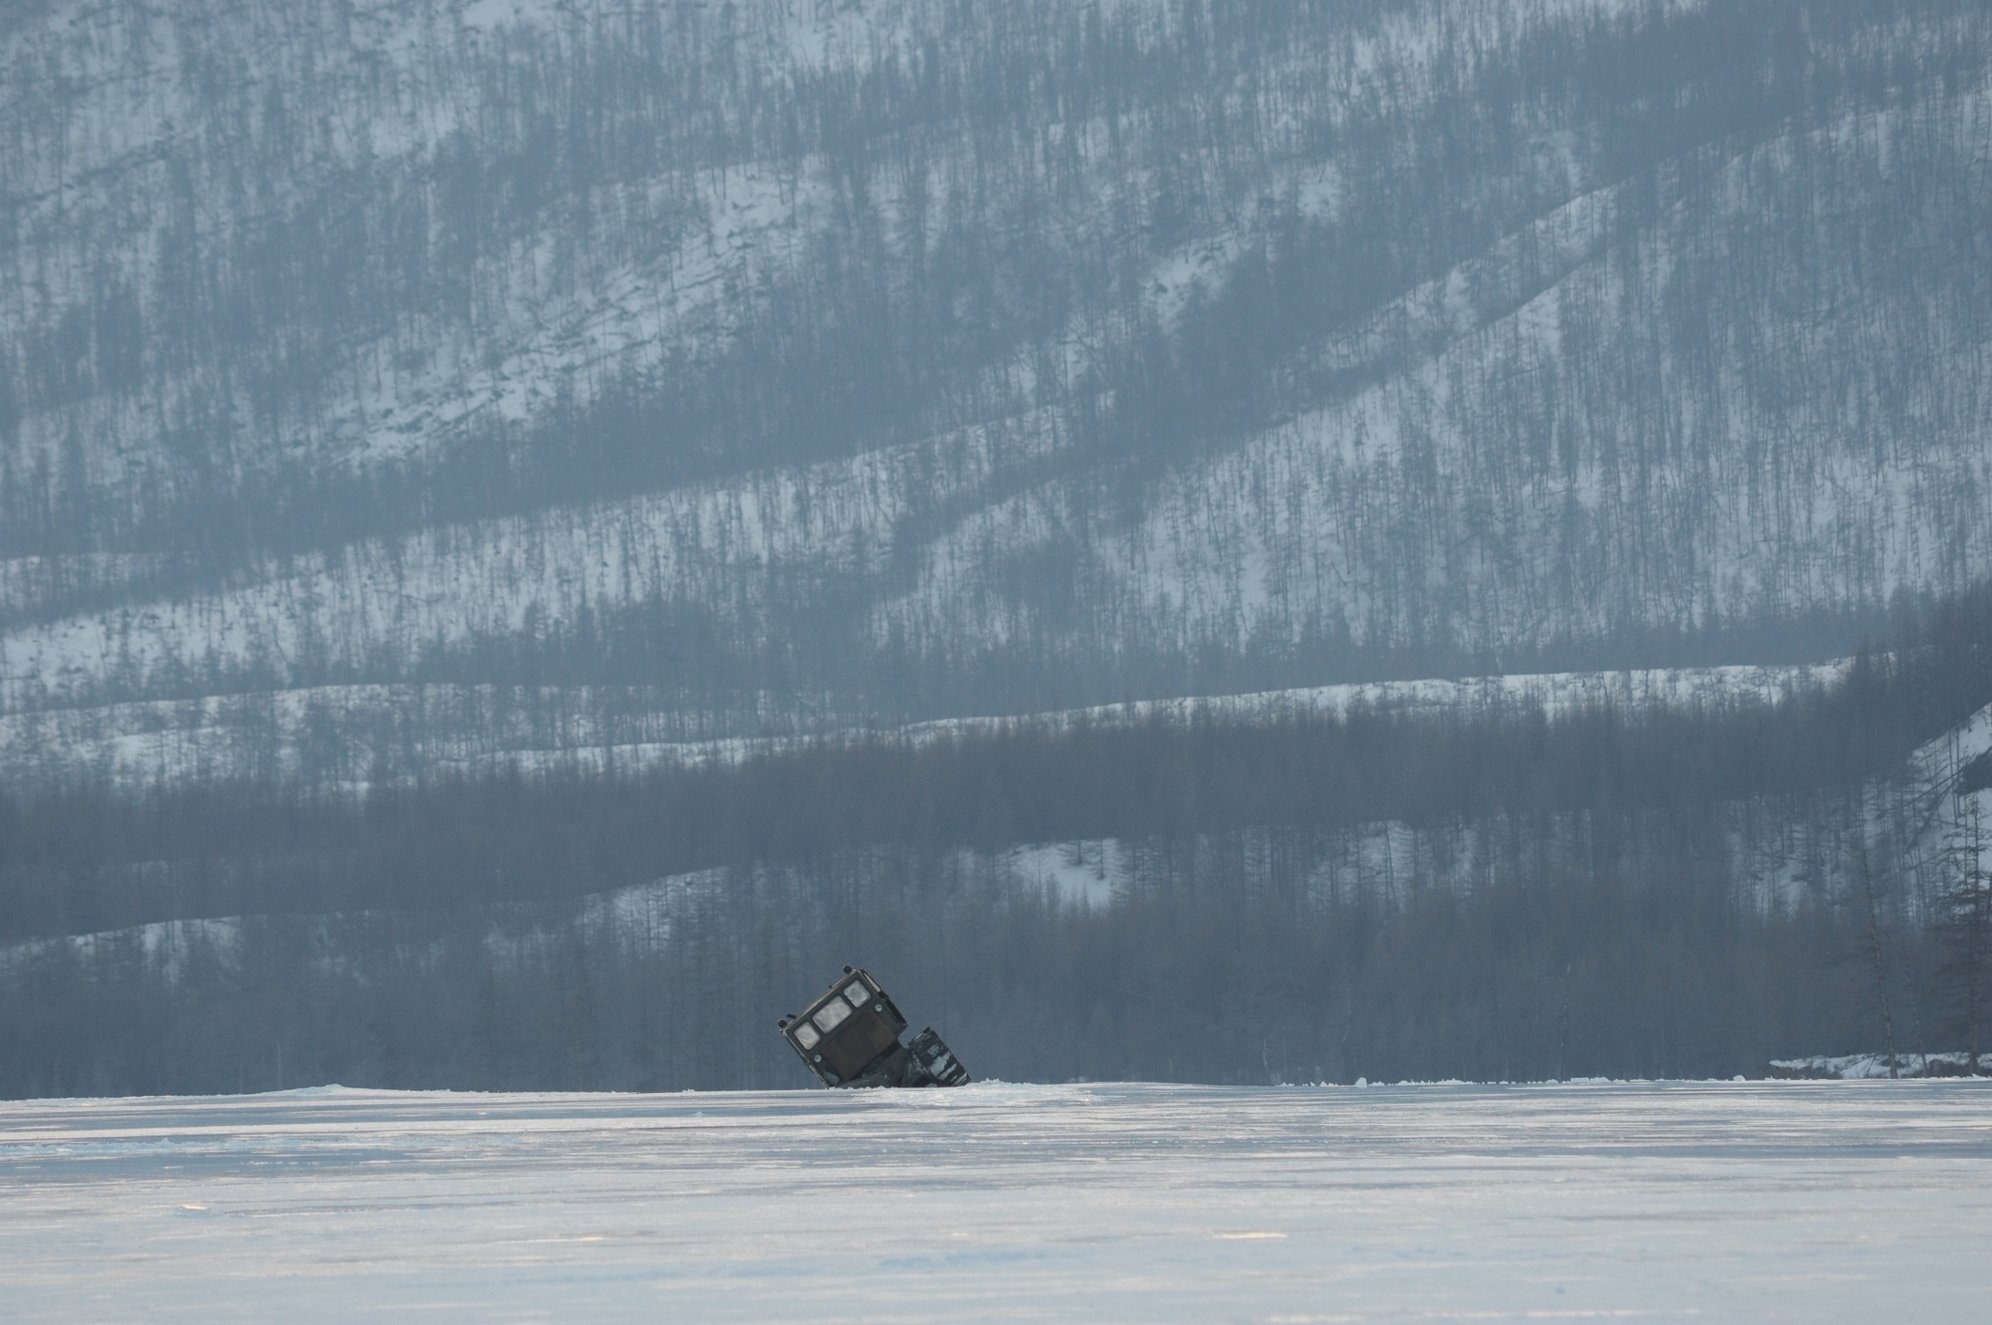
(1770, 1051), (1987, 1079)
(0, 659), (1849, 792)
(3, 1081), (1989, 1321)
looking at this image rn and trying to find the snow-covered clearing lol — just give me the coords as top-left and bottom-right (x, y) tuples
(0, 659), (1849, 792)
(3, 1080), (1989, 1321)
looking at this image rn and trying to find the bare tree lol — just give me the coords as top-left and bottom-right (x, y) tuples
(1853, 830), (1899, 1079)
(1943, 789), (1992, 1074)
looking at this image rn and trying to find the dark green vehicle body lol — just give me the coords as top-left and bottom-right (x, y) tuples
(778, 966), (969, 1088)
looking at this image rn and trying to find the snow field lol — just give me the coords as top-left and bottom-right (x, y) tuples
(3, 1080), (1989, 1321)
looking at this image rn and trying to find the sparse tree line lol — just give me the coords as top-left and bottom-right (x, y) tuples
(2, 577), (1988, 1096)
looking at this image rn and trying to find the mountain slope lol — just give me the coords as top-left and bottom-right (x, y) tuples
(2, 0), (1989, 773)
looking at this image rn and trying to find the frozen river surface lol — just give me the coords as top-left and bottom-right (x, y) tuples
(3, 1079), (1990, 1321)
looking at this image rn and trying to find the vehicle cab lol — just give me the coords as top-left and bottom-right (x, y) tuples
(779, 966), (968, 1088)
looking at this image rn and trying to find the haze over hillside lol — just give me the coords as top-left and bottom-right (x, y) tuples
(3, 0), (1988, 781)
(3, 0), (1991, 1096)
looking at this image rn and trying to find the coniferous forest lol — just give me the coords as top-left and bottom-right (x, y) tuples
(5, 586), (1991, 1095)
(3, 0), (1992, 1093)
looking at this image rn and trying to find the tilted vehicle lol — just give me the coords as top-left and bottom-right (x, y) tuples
(778, 966), (970, 1088)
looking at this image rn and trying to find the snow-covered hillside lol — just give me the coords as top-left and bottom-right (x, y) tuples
(3, 0), (1989, 777)
(7, 2), (1992, 1099)
(0, 657), (1844, 790)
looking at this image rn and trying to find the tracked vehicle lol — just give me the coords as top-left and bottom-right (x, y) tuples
(778, 966), (970, 1088)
